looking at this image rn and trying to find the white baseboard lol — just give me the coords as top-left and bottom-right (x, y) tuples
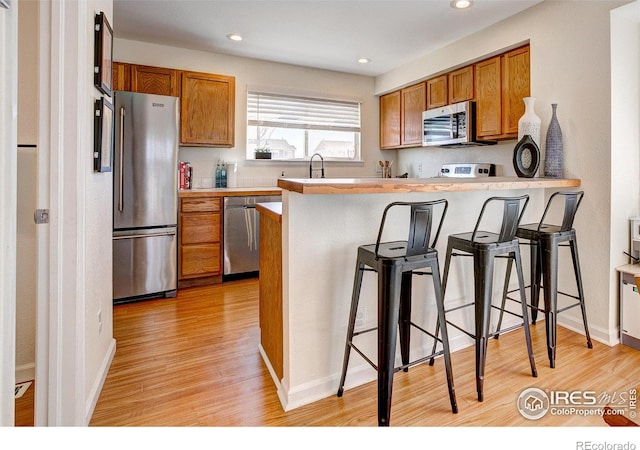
(84, 338), (116, 426)
(277, 330), (477, 412)
(556, 315), (619, 346)
(15, 362), (35, 384)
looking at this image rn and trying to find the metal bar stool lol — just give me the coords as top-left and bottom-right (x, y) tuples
(497, 191), (592, 368)
(337, 200), (457, 427)
(430, 195), (537, 402)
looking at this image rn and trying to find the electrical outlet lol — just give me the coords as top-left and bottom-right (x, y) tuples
(97, 309), (102, 334)
(417, 163), (423, 173)
(355, 307), (367, 329)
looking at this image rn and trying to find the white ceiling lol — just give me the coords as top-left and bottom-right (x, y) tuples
(112, 0), (543, 77)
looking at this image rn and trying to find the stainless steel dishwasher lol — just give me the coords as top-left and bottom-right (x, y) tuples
(223, 195), (281, 278)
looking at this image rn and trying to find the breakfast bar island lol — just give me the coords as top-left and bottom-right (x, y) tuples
(257, 176), (581, 420)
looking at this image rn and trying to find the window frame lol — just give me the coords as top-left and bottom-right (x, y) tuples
(246, 88), (362, 162)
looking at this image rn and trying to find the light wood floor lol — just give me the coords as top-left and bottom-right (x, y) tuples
(89, 277), (640, 427)
(18, 277), (640, 427)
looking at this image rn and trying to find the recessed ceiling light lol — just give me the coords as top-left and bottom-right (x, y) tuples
(450, 0), (474, 9)
(226, 33), (243, 42)
(358, 58), (371, 64)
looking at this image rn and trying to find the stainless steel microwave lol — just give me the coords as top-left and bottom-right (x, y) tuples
(422, 100), (494, 147)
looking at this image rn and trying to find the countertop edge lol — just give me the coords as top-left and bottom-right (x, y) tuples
(277, 177), (581, 195)
(179, 187), (282, 198)
(256, 202), (282, 224)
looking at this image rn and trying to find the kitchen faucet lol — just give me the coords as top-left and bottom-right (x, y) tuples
(309, 153), (325, 178)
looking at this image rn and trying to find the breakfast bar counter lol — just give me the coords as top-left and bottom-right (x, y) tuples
(264, 176), (582, 418)
(277, 176), (580, 195)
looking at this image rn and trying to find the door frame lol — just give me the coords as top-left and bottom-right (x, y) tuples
(0, 0), (18, 427)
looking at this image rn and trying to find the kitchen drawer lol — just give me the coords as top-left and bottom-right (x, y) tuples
(180, 243), (221, 278)
(181, 197), (221, 213)
(181, 213), (221, 244)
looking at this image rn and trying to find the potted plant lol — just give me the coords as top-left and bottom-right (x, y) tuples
(254, 148), (272, 159)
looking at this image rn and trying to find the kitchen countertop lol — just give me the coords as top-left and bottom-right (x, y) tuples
(277, 176), (581, 195)
(179, 186), (282, 197)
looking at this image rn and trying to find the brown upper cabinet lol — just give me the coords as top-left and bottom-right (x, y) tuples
(476, 45), (530, 140)
(112, 62), (236, 148)
(448, 65), (474, 104)
(380, 82), (426, 149)
(426, 75), (448, 109)
(131, 64), (179, 97)
(379, 91), (402, 149)
(501, 46), (531, 136)
(475, 55), (503, 138)
(112, 62), (131, 92)
(378, 44), (530, 148)
(400, 83), (426, 147)
(180, 71), (235, 147)
(112, 62), (178, 96)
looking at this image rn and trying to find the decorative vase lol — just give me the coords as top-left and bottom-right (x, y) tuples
(513, 134), (540, 178)
(518, 97), (541, 148)
(544, 103), (564, 178)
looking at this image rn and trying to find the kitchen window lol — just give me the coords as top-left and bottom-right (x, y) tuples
(247, 90), (361, 161)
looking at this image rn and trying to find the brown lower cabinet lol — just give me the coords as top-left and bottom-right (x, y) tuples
(178, 196), (222, 287)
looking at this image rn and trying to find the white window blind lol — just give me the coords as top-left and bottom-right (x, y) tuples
(247, 91), (361, 160)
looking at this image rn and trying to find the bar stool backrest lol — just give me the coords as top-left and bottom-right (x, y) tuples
(471, 195), (530, 243)
(537, 191), (584, 232)
(374, 200), (448, 258)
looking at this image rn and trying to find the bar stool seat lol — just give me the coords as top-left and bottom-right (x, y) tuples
(431, 195), (537, 402)
(336, 200), (457, 427)
(498, 191), (592, 368)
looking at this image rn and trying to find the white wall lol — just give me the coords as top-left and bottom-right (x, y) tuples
(611, 1), (640, 335)
(35, 0), (115, 425)
(83, 0), (117, 424)
(113, 39), (387, 185)
(377, 0), (626, 343)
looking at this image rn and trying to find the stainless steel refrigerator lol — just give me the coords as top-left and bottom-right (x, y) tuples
(112, 91), (179, 303)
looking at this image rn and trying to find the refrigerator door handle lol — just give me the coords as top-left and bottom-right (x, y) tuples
(118, 106), (125, 212)
(113, 230), (175, 240)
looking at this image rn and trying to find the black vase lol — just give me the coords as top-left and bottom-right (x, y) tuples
(513, 134), (540, 178)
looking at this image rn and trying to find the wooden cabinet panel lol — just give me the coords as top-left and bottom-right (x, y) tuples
(475, 45), (530, 140)
(426, 75), (447, 109)
(112, 62), (130, 92)
(180, 71), (235, 147)
(179, 244), (221, 278)
(448, 65), (474, 104)
(501, 46), (530, 135)
(379, 91), (401, 149)
(475, 56), (502, 139)
(181, 214), (221, 245)
(181, 197), (221, 213)
(178, 196), (222, 284)
(400, 83), (426, 147)
(259, 210), (283, 380)
(131, 65), (179, 96)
